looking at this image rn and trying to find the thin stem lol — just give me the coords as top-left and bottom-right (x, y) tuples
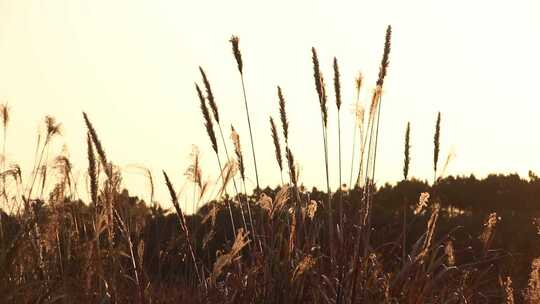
(240, 74), (260, 192)
(349, 88), (361, 188)
(318, 102), (333, 261)
(241, 177), (261, 253)
(364, 93), (383, 252)
(27, 138), (49, 200)
(217, 123), (249, 235)
(215, 153), (237, 238)
(337, 111), (343, 228)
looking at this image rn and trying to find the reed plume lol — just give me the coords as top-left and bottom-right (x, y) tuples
(87, 133), (98, 208)
(349, 72), (364, 188)
(376, 25), (392, 87)
(433, 112), (441, 183)
(229, 35), (243, 74)
(196, 83), (236, 236)
(185, 145), (202, 213)
(27, 116), (62, 199)
(312, 46), (332, 259)
(525, 257), (540, 303)
(501, 276), (515, 304)
(83, 112), (110, 177)
(231, 126), (245, 181)
(229, 35), (260, 191)
(370, 25), (392, 181)
(199, 67), (219, 123)
(333, 58), (342, 110)
(285, 147), (297, 187)
(196, 84), (218, 154)
(199, 67), (249, 235)
(231, 125), (259, 251)
(358, 26), (392, 259)
(269, 117), (284, 184)
(0, 103), (9, 130)
(403, 122), (410, 180)
(163, 170), (205, 289)
(277, 86), (289, 144)
(333, 57), (344, 226)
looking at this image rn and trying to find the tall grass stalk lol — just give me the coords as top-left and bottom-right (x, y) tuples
(163, 170), (206, 290)
(196, 84), (236, 238)
(333, 57), (344, 227)
(27, 116), (61, 200)
(362, 27), (392, 256)
(349, 74), (363, 188)
(311, 47), (333, 259)
(230, 36), (260, 191)
(231, 125), (259, 251)
(269, 117), (284, 184)
(199, 67), (249, 235)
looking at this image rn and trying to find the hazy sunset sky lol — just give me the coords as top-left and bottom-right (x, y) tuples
(0, 0), (539, 211)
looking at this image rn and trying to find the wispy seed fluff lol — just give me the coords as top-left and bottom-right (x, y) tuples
(230, 125), (245, 180)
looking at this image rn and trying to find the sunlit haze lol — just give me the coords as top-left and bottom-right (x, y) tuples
(0, 0), (539, 211)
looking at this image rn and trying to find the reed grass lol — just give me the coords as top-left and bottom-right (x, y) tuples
(311, 47), (334, 260)
(196, 83), (236, 238)
(199, 67), (249, 237)
(269, 117), (284, 184)
(333, 57), (344, 228)
(433, 111), (441, 183)
(163, 170), (206, 290)
(0, 26), (521, 304)
(230, 35), (260, 191)
(350, 72), (364, 188)
(231, 125), (259, 251)
(403, 122), (410, 180)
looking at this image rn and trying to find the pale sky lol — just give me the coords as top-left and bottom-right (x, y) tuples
(0, 0), (539, 212)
